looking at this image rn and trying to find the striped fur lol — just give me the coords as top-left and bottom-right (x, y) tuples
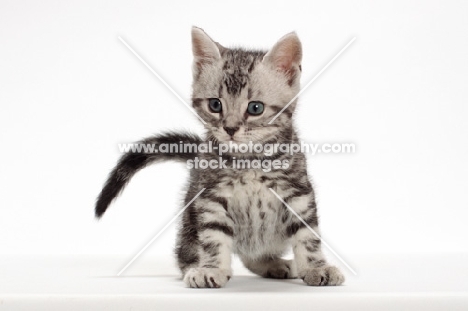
(96, 27), (344, 288)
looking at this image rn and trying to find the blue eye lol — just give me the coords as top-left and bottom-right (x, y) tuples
(247, 101), (264, 115)
(208, 98), (222, 113)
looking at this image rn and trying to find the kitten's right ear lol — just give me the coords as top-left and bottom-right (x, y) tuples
(191, 27), (221, 70)
(263, 32), (302, 82)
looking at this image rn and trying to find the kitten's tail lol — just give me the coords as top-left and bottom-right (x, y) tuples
(95, 132), (201, 218)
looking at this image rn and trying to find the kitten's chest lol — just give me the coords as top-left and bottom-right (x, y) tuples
(218, 170), (279, 213)
(216, 170), (289, 254)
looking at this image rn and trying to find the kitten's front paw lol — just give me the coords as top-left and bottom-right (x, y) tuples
(183, 268), (231, 288)
(301, 266), (345, 286)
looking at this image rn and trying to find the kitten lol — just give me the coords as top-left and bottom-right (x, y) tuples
(95, 27), (345, 288)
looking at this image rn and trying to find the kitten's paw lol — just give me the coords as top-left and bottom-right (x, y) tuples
(183, 268), (231, 288)
(263, 260), (297, 279)
(301, 266), (345, 286)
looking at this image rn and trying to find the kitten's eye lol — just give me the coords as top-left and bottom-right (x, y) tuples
(208, 98), (222, 113)
(247, 101), (264, 115)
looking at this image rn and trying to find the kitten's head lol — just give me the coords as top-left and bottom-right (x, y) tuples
(191, 27), (302, 146)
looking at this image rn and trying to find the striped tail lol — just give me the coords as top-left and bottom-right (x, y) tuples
(95, 132), (201, 218)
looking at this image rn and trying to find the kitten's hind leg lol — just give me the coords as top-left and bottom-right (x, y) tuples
(240, 255), (298, 279)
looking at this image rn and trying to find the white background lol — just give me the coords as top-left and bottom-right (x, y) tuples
(1, 0), (467, 266)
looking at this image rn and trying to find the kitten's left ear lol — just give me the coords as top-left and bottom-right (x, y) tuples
(263, 32), (302, 81)
(191, 27), (223, 70)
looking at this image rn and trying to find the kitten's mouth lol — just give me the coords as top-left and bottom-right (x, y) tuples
(216, 134), (241, 143)
(227, 137), (246, 144)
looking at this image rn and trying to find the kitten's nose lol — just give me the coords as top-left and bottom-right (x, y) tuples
(223, 127), (239, 136)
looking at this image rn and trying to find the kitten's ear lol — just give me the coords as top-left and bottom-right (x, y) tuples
(191, 27), (222, 69)
(263, 32), (302, 79)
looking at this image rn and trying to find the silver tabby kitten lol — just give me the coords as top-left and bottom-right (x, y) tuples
(96, 27), (345, 288)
